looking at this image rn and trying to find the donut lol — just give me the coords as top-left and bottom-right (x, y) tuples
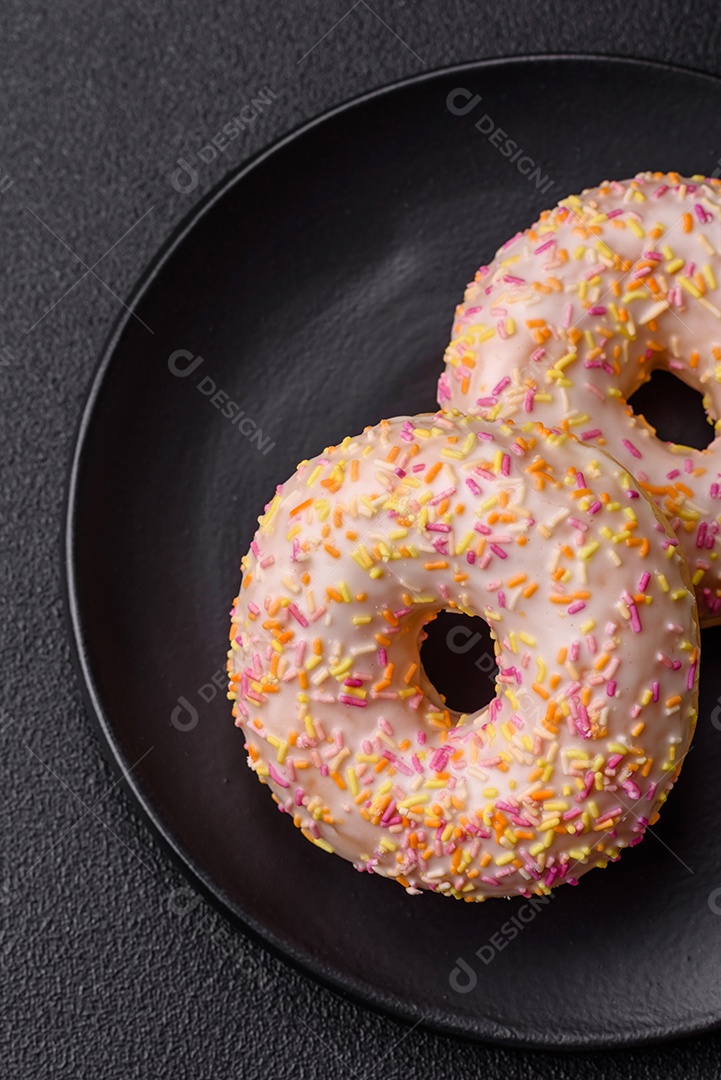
(438, 172), (721, 625)
(227, 413), (699, 901)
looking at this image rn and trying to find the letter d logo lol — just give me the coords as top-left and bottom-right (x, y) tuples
(170, 157), (199, 194)
(171, 695), (199, 731)
(168, 350), (205, 378)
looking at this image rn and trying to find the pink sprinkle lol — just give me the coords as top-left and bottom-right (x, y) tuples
(638, 571), (651, 592)
(530, 347), (546, 362)
(563, 303), (573, 328)
(489, 543), (507, 559)
(628, 602), (642, 633)
(524, 390), (534, 412)
(503, 274), (525, 285)
(417, 730), (427, 745)
(427, 522), (451, 533)
(588, 305), (607, 316)
(621, 438), (642, 459)
(501, 454), (511, 476)
(430, 747), (451, 771)
(653, 185), (668, 198)
(268, 764), (289, 788)
(622, 779), (641, 800)
(652, 680), (659, 702)
(568, 600), (586, 615)
(429, 486), (456, 506)
(606, 681), (617, 697)
(287, 603), (308, 628)
(411, 754), (423, 774)
(339, 695), (367, 708)
(607, 207), (624, 216)
(588, 500), (602, 515)
(581, 428), (602, 441)
(465, 477), (482, 496)
(687, 660), (697, 691)
(492, 376), (511, 396)
(534, 238), (555, 254)
(378, 647), (387, 666)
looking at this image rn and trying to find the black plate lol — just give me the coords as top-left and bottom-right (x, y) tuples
(66, 56), (721, 1049)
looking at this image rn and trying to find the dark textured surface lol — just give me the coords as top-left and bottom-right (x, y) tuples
(6, 2), (721, 1076)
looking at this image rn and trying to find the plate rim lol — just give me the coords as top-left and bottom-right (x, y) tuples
(63, 51), (721, 1051)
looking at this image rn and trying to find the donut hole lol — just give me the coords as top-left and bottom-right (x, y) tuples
(627, 369), (715, 449)
(419, 611), (498, 714)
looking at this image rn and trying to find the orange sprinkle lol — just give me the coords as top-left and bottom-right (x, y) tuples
(290, 498), (312, 517)
(404, 663), (418, 685)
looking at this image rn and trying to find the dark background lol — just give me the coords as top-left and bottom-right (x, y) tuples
(5, 3), (721, 1077)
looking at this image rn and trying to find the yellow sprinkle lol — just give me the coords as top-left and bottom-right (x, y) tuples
(495, 852), (516, 866)
(679, 275), (702, 299)
(346, 767), (359, 796)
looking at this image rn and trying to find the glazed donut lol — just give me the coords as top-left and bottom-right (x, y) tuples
(227, 413), (698, 900)
(438, 172), (721, 624)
